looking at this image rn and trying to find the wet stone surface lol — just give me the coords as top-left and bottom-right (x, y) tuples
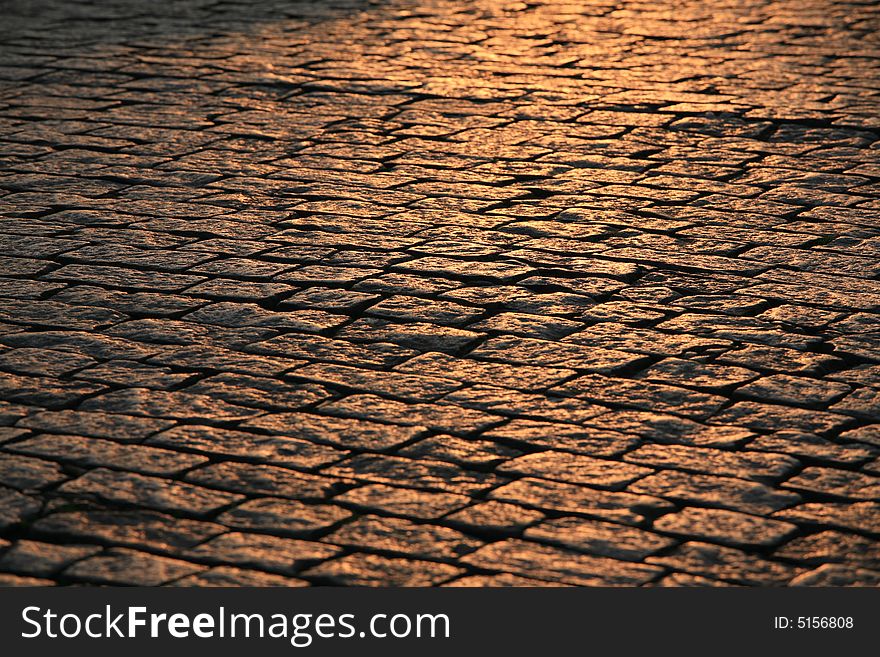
(0, 0), (878, 586)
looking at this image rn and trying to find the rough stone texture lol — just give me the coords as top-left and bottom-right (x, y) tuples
(524, 517), (675, 561)
(0, 540), (100, 578)
(653, 507), (798, 548)
(169, 567), (309, 587)
(0, 0), (879, 586)
(301, 553), (463, 586)
(185, 532), (341, 575)
(789, 564), (880, 587)
(460, 539), (663, 586)
(63, 548), (206, 586)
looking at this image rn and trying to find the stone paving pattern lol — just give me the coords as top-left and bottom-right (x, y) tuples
(0, 0), (879, 587)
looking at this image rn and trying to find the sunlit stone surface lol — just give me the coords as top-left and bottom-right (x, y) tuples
(0, 0), (878, 586)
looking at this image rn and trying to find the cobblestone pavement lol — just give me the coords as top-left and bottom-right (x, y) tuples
(0, 0), (879, 587)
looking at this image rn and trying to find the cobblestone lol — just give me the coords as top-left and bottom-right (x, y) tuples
(0, 0), (879, 586)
